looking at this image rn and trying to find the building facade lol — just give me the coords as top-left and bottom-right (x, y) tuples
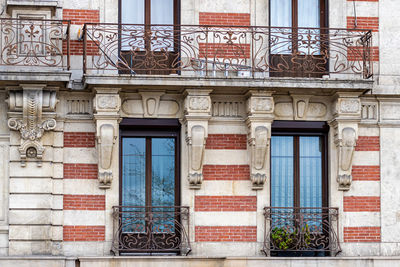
(0, 0), (399, 266)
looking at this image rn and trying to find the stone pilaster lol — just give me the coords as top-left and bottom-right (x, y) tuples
(6, 84), (62, 255)
(183, 89), (212, 189)
(245, 90), (275, 190)
(93, 88), (121, 190)
(330, 92), (362, 191)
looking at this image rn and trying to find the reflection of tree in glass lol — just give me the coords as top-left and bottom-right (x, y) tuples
(123, 140), (146, 206)
(152, 138), (175, 207)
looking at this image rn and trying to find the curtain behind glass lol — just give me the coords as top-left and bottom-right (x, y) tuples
(121, 0), (144, 24)
(298, 0), (321, 55)
(270, 0), (292, 55)
(299, 136), (322, 208)
(271, 136), (294, 207)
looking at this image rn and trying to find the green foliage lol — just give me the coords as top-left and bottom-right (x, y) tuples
(271, 224), (312, 250)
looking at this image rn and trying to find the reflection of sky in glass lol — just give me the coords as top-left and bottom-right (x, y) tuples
(271, 136), (294, 208)
(152, 138), (175, 207)
(122, 138), (146, 207)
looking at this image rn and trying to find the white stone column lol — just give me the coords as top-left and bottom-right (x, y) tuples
(183, 89), (212, 189)
(245, 90), (275, 190)
(93, 87), (121, 255)
(330, 92), (362, 191)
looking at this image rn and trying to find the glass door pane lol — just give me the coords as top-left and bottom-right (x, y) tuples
(299, 136), (322, 208)
(298, 0), (321, 55)
(271, 136), (294, 207)
(151, 138), (175, 207)
(122, 137), (146, 207)
(270, 0), (292, 55)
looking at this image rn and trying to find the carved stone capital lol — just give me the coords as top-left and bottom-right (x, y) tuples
(184, 89), (212, 116)
(333, 93), (362, 119)
(246, 90), (274, 118)
(7, 85), (58, 166)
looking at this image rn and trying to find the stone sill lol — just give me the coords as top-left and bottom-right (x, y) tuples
(84, 74), (374, 92)
(6, 0), (58, 7)
(0, 71), (71, 84)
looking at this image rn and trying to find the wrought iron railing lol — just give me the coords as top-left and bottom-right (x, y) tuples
(111, 206), (191, 255)
(0, 18), (70, 69)
(84, 23), (372, 79)
(263, 207), (341, 256)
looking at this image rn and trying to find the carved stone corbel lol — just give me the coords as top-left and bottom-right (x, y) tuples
(183, 89), (212, 189)
(331, 93), (361, 191)
(334, 126), (358, 191)
(246, 90), (275, 190)
(6, 85), (58, 166)
(93, 88), (121, 189)
(97, 124), (117, 189)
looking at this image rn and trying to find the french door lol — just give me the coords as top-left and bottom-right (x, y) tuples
(119, 122), (181, 254)
(119, 0), (180, 74)
(269, 0), (328, 77)
(269, 122), (330, 256)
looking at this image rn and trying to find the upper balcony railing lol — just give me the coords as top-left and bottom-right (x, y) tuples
(263, 207), (341, 257)
(83, 23), (372, 79)
(0, 18), (70, 70)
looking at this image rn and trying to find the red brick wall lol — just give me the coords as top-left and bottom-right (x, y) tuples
(205, 134), (247, 150)
(64, 195), (105, 210)
(199, 12), (251, 26)
(63, 9), (99, 25)
(347, 17), (379, 31)
(203, 165), (250, 180)
(348, 46), (379, 62)
(64, 132), (96, 147)
(63, 40), (99, 56)
(344, 227), (381, 242)
(63, 226), (105, 241)
(355, 136), (380, 151)
(343, 196), (380, 212)
(64, 164), (98, 179)
(352, 166), (380, 181)
(199, 43), (251, 59)
(195, 196), (256, 212)
(195, 226), (256, 242)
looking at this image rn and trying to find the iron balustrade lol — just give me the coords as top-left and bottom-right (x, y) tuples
(263, 207), (341, 256)
(0, 18), (70, 69)
(111, 206), (191, 255)
(83, 23), (372, 79)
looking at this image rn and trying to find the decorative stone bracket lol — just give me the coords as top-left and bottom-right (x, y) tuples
(246, 90), (274, 190)
(97, 124), (117, 189)
(93, 88), (121, 189)
(184, 89), (212, 189)
(6, 85), (58, 166)
(332, 93), (361, 191)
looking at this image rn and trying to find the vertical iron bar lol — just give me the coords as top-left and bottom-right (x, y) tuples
(83, 24), (87, 74)
(67, 21), (71, 70)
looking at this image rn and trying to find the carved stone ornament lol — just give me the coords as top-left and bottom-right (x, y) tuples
(189, 97), (210, 111)
(337, 127), (357, 191)
(98, 124), (116, 189)
(187, 125), (206, 189)
(248, 125), (270, 190)
(7, 87), (58, 166)
(340, 99), (360, 114)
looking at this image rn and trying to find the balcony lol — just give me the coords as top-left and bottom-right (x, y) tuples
(111, 206), (191, 256)
(83, 23), (372, 80)
(263, 207), (341, 257)
(0, 18), (70, 71)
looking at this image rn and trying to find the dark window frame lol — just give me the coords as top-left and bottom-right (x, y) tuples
(270, 121), (329, 208)
(268, 0), (329, 77)
(119, 118), (181, 208)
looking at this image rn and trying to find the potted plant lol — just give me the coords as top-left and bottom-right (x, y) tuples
(270, 224), (312, 256)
